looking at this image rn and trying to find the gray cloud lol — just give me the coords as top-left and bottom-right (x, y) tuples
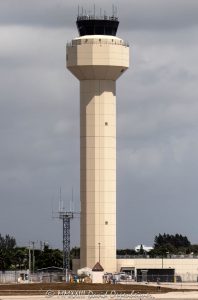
(1, 0), (198, 31)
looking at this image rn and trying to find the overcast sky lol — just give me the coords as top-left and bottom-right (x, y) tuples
(1, 0), (198, 250)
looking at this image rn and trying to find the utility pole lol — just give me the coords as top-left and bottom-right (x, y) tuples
(28, 242), (31, 281)
(32, 241), (35, 274)
(28, 241), (36, 279)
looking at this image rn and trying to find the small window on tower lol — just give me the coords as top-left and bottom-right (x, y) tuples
(105, 122), (108, 126)
(105, 221), (108, 225)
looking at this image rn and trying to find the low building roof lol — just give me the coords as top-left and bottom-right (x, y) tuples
(92, 262), (104, 272)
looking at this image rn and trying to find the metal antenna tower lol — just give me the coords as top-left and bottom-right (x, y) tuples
(54, 187), (79, 282)
(59, 209), (73, 281)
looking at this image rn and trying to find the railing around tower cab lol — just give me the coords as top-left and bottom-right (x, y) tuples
(66, 38), (129, 48)
(77, 15), (119, 22)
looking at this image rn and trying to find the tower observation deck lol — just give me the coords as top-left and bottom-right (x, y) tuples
(66, 14), (129, 273)
(76, 15), (119, 36)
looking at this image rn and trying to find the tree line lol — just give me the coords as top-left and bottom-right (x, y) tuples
(0, 234), (65, 271)
(117, 233), (198, 256)
(1, 232), (198, 271)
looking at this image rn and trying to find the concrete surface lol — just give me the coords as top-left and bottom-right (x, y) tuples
(1, 292), (198, 300)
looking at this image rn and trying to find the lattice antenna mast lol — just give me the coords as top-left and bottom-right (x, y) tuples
(58, 190), (73, 282)
(55, 188), (79, 282)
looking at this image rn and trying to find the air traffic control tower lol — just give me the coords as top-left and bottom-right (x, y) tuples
(67, 13), (129, 272)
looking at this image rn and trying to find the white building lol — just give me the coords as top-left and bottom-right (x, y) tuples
(135, 245), (154, 252)
(73, 257), (198, 282)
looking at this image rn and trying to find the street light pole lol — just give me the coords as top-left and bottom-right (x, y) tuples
(98, 242), (101, 263)
(32, 241), (35, 274)
(28, 242), (31, 281)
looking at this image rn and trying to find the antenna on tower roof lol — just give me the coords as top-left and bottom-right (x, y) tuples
(59, 186), (64, 212)
(59, 187), (61, 211)
(115, 6), (118, 17)
(70, 187), (74, 212)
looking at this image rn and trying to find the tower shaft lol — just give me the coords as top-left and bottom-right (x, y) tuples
(80, 80), (116, 271)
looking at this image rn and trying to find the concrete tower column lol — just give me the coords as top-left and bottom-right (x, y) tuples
(67, 17), (129, 273)
(80, 79), (116, 271)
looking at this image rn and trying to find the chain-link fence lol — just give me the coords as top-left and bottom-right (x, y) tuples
(1, 271), (198, 284)
(0, 271), (20, 283)
(0, 271), (65, 283)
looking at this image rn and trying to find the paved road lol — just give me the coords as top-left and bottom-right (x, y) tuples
(1, 292), (198, 300)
